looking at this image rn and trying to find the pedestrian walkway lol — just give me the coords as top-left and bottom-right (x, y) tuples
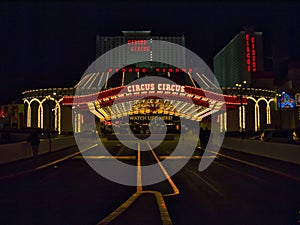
(0, 145), (78, 180)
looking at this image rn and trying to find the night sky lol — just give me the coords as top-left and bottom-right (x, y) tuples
(1, 1), (299, 105)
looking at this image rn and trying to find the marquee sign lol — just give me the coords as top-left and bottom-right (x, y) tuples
(126, 83), (185, 93)
(106, 67), (193, 73)
(278, 92), (296, 109)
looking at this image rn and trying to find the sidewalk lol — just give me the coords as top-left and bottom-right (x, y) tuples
(0, 145), (78, 180)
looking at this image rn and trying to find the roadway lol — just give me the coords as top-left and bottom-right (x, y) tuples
(0, 137), (300, 225)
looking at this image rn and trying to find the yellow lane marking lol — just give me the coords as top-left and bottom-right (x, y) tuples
(97, 192), (140, 225)
(142, 191), (173, 225)
(137, 142), (143, 192)
(147, 142), (180, 197)
(97, 191), (173, 225)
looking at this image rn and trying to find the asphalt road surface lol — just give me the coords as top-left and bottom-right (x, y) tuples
(1, 137), (300, 225)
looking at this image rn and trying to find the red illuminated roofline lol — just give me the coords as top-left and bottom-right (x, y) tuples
(62, 85), (246, 110)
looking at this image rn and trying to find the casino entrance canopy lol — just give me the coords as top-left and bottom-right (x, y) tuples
(62, 68), (246, 122)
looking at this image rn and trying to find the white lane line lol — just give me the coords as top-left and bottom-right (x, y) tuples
(0, 144), (98, 181)
(73, 156), (136, 160)
(191, 171), (224, 198)
(206, 149), (300, 183)
(213, 160), (268, 185)
(147, 142), (179, 197)
(137, 142), (143, 192)
(159, 156), (217, 160)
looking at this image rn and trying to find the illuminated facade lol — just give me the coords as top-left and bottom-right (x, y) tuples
(67, 28), (249, 132)
(23, 88), (74, 134)
(23, 30), (282, 135)
(221, 87), (276, 132)
(63, 68), (245, 134)
(213, 27), (279, 132)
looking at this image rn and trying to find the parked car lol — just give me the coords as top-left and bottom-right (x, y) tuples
(75, 130), (98, 139)
(259, 129), (295, 144)
(293, 128), (300, 144)
(259, 129), (275, 141)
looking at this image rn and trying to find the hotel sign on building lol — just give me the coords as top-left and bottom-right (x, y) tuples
(245, 32), (257, 73)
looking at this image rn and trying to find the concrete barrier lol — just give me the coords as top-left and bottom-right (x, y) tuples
(0, 136), (76, 164)
(222, 137), (300, 165)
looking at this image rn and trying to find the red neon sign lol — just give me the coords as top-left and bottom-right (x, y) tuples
(245, 33), (257, 73)
(127, 40), (147, 45)
(107, 67), (193, 73)
(128, 39), (150, 52)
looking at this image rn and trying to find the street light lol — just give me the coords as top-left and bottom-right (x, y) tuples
(278, 92), (285, 129)
(236, 81), (247, 139)
(46, 95), (53, 152)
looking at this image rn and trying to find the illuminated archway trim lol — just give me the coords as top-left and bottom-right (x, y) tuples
(247, 96), (259, 132)
(247, 96), (274, 131)
(239, 105), (246, 131)
(267, 99), (274, 125)
(41, 97), (62, 134)
(24, 99), (31, 127)
(28, 98), (42, 128)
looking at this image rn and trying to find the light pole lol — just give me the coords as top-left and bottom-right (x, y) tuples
(236, 80), (247, 139)
(46, 95), (52, 152)
(278, 91), (285, 129)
